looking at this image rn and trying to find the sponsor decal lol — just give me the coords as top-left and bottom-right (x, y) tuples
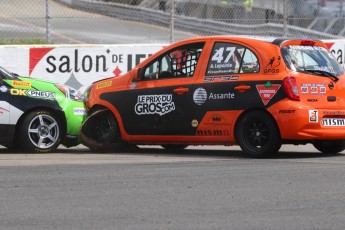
(193, 88), (235, 105)
(135, 94), (175, 116)
(320, 87), (326, 93)
(0, 85), (8, 92)
(264, 56), (281, 74)
(208, 92), (235, 100)
(10, 89), (56, 99)
(322, 118), (345, 127)
(12, 81), (31, 88)
(301, 84), (326, 95)
(204, 114), (230, 125)
(74, 108), (87, 115)
(204, 75), (239, 82)
(301, 86), (308, 93)
(96, 80), (112, 89)
(196, 129), (230, 136)
(256, 82), (281, 105)
(211, 115), (222, 122)
(130, 83), (136, 89)
(290, 46), (322, 51)
(307, 99), (318, 102)
(10, 89), (27, 96)
(309, 110), (318, 122)
(279, 110), (296, 114)
(191, 119), (198, 128)
(311, 86), (318, 94)
(323, 111), (345, 116)
(27, 90), (56, 99)
(193, 88), (207, 105)
(328, 82), (334, 90)
(242, 65), (258, 72)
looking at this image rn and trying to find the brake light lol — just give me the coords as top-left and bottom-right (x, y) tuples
(283, 77), (300, 101)
(300, 39), (315, 46)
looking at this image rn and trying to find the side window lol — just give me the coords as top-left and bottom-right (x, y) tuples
(143, 42), (204, 80)
(240, 49), (259, 73)
(206, 42), (259, 75)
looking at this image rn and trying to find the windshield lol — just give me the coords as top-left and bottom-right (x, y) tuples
(0, 66), (16, 79)
(281, 45), (344, 77)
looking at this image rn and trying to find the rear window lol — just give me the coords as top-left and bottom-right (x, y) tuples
(281, 45), (344, 77)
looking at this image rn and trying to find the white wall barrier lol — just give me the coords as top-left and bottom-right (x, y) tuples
(0, 40), (344, 92)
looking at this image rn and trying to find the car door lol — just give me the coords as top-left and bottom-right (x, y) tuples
(117, 42), (207, 135)
(194, 40), (265, 112)
(187, 40), (279, 139)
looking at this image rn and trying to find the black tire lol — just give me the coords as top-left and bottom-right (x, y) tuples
(80, 110), (122, 152)
(161, 144), (188, 151)
(19, 110), (61, 153)
(235, 110), (282, 158)
(313, 140), (345, 154)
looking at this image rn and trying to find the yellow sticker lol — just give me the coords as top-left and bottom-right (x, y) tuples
(191, 119), (198, 128)
(96, 81), (112, 89)
(10, 89), (27, 96)
(12, 81), (31, 88)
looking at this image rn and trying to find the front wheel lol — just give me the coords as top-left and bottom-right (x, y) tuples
(313, 141), (345, 154)
(19, 110), (61, 153)
(80, 110), (122, 152)
(235, 111), (282, 158)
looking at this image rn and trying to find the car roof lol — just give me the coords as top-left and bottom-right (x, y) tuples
(174, 35), (322, 47)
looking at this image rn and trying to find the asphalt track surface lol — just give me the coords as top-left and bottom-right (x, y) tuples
(1, 144), (345, 230)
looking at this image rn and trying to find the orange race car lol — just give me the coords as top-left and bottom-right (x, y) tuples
(81, 36), (345, 157)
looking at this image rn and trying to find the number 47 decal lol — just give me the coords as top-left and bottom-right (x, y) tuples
(212, 47), (236, 63)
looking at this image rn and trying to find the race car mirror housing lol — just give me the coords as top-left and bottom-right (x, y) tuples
(131, 67), (143, 82)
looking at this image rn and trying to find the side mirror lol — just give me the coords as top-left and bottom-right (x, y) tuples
(131, 67), (143, 82)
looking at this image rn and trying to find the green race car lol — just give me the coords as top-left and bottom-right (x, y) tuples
(0, 66), (86, 152)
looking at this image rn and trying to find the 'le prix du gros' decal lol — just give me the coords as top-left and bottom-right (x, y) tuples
(256, 82), (281, 105)
(135, 94), (175, 116)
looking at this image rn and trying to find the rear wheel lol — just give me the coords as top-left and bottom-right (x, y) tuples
(80, 110), (122, 152)
(235, 111), (281, 158)
(19, 110), (61, 153)
(313, 140), (345, 154)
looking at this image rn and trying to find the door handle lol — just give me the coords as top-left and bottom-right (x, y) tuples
(173, 87), (189, 95)
(234, 84), (251, 92)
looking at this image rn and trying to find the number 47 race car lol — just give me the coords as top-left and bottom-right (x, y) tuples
(0, 66), (86, 153)
(81, 36), (345, 158)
